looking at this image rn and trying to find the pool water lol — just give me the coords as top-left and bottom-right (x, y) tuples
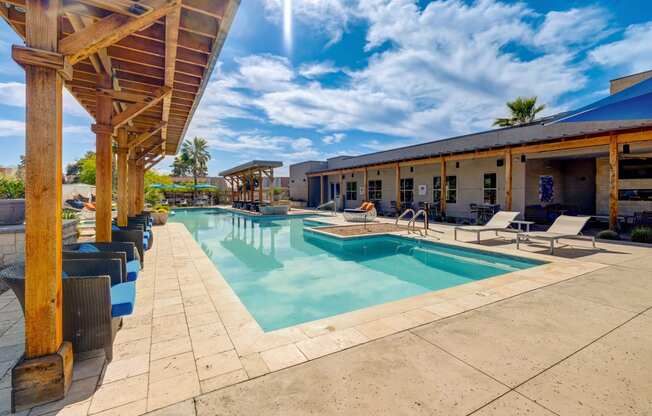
(170, 209), (543, 332)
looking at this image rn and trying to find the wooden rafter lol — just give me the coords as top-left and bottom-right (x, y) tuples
(78, 0), (154, 17)
(112, 85), (171, 129)
(162, 4), (181, 151)
(145, 155), (164, 171)
(59, 0), (181, 64)
(137, 142), (163, 161)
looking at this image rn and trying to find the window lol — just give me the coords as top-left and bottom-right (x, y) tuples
(433, 176), (456, 203)
(433, 176), (441, 202)
(400, 178), (414, 203)
(368, 180), (382, 200)
(619, 158), (652, 179)
(483, 173), (497, 204)
(446, 176), (457, 203)
(346, 182), (357, 201)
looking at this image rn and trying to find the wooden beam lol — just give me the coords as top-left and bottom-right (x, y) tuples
(258, 169), (263, 202)
(13, 0), (73, 409)
(395, 163), (400, 210)
(98, 88), (152, 103)
(78, 0), (155, 17)
(145, 155), (164, 171)
(136, 160), (145, 212)
(112, 86), (171, 129)
(504, 148), (512, 211)
(129, 122), (166, 148)
(609, 135), (619, 230)
(93, 73), (113, 242)
(162, 5), (180, 147)
(116, 128), (130, 227)
(128, 150), (138, 216)
(58, 0), (180, 65)
(363, 168), (368, 201)
(320, 175), (324, 204)
(440, 158), (446, 217)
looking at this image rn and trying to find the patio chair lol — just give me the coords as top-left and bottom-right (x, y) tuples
(516, 215), (595, 254)
(111, 227), (146, 264)
(343, 202), (377, 222)
(454, 211), (520, 242)
(388, 201), (399, 217)
(64, 242), (140, 282)
(633, 211), (652, 227)
(1, 259), (135, 361)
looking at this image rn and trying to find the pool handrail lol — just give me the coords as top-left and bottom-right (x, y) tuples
(317, 200), (337, 216)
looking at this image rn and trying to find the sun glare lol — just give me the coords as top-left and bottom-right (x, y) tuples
(283, 0), (293, 54)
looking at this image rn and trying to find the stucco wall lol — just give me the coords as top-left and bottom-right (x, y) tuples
(289, 162), (326, 202)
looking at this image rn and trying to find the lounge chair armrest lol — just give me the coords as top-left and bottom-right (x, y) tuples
(62, 252), (127, 284)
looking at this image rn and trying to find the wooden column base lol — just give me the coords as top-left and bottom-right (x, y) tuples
(11, 342), (73, 412)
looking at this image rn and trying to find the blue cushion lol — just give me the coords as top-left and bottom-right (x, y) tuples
(126, 260), (141, 282)
(78, 244), (100, 253)
(143, 238), (149, 251)
(110, 282), (135, 317)
(144, 230), (151, 240)
(112, 225), (121, 231)
(62, 271), (69, 278)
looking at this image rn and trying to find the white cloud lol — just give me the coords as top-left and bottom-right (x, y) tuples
(0, 120), (25, 137)
(322, 133), (345, 144)
(533, 7), (611, 51)
(590, 22), (652, 74)
(262, 0), (355, 46)
(0, 82), (91, 118)
(299, 61), (340, 78)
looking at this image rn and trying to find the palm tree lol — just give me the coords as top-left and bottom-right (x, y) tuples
(180, 137), (211, 201)
(493, 96), (545, 127)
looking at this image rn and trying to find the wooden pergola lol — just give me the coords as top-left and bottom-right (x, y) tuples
(220, 160), (283, 205)
(1, 0), (238, 409)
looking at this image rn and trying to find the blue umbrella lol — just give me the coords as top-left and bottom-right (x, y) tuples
(194, 184), (217, 189)
(147, 183), (165, 189)
(551, 77), (652, 123)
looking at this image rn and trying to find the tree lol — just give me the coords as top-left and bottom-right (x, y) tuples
(16, 155), (25, 181)
(180, 137), (211, 200)
(144, 170), (173, 188)
(493, 96), (545, 127)
(170, 154), (189, 176)
(78, 152), (97, 185)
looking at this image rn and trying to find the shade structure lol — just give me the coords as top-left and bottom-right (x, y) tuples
(553, 77), (652, 123)
(194, 183), (217, 189)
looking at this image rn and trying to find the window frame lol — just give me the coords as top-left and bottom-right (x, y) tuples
(346, 181), (357, 201)
(446, 175), (457, 203)
(368, 180), (382, 200)
(483, 173), (497, 204)
(400, 178), (414, 203)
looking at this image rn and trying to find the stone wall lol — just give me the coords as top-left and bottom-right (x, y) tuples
(0, 219), (78, 268)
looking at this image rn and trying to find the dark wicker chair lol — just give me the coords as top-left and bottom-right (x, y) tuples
(63, 241), (139, 281)
(1, 259), (126, 361)
(111, 229), (145, 263)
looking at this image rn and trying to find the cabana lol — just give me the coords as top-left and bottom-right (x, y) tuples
(220, 160), (284, 213)
(0, 0), (238, 410)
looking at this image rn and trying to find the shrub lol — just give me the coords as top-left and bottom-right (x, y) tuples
(596, 230), (620, 240)
(0, 175), (25, 199)
(153, 204), (169, 213)
(62, 209), (80, 220)
(144, 188), (164, 206)
(631, 227), (652, 244)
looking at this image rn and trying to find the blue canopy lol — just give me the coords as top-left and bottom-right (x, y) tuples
(553, 77), (652, 123)
(194, 183), (217, 189)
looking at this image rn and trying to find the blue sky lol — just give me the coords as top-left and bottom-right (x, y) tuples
(0, 0), (651, 176)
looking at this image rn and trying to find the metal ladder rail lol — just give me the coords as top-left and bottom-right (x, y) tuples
(407, 209), (427, 236)
(317, 200), (337, 216)
(395, 209), (415, 226)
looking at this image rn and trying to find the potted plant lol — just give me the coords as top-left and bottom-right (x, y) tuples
(151, 205), (170, 225)
(0, 176), (25, 225)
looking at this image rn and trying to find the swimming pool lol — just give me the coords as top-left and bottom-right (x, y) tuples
(170, 209), (544, 331)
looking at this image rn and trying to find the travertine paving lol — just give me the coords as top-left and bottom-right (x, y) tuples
(0, 213), (651, 415)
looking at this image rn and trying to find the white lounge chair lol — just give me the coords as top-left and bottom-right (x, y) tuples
(516, 215), (595, 254)
(454, 211), (520, 242)
(343, 202), (377, 222)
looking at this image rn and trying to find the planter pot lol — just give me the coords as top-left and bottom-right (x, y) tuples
(0, 199), (25, 225)
(151, 212), (169, 225)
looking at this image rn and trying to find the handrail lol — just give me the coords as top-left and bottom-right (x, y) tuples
(395, 209), (415, 225)
(408, 209), (427, 236)
(317, 200), (337, 216)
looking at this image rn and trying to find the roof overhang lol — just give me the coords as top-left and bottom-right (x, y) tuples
(220, 160), (283, 177)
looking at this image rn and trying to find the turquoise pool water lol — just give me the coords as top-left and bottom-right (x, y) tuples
(170, 209), (543, 331)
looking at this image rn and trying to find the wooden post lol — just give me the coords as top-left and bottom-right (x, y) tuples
(11, 0), (73, 409)
(504, 149), (512, 211)
(128, 150), (138, 216)
(363, 168), (368, 201)
(320, 175), (324, 204)
(137, 161), (145, 212)
(395, 163), (401, 208)
(339, 174), (344, 210)
(609, 134), (619, 230)
(116, 128), (130, 227)
(440, 158), (446, 217)
(258, 169), (263, 202)
(93, 73), (114, 242)
(268, 170), (274, 204)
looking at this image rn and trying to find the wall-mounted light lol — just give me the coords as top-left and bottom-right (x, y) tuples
(377, 170), (380, 175)
(623, 144), (630, 154)
(351, 173), (355, 178)
(497, 159), (504, 167)
(455, 162), (460, 169)
(410, 166), (414, 173)
(341, 174), (345, 179)
(521, 155), (527, 163)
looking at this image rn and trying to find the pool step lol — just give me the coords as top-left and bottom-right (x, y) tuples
(410, 247), (519, 272)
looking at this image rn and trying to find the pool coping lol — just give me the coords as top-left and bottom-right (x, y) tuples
(169, 216), (609, 370)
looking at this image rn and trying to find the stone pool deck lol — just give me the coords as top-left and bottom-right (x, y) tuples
(0, 214), (651, 415)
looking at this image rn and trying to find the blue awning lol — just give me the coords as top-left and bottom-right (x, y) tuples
(552, 77), (652, 123)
